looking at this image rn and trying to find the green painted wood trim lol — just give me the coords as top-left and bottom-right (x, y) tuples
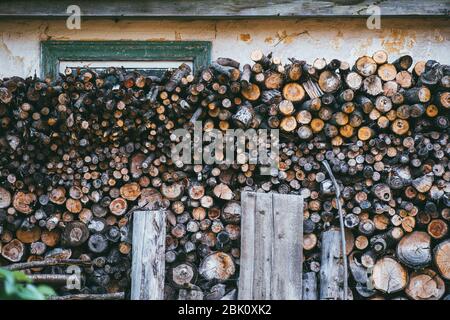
(41, 41), (211, 78)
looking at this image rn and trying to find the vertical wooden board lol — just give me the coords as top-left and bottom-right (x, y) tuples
(271, 194), (303, 299)
(239, 192), (304, 300)
(238, 192), (256, 300)
(302, 272), (318, 300)
(320, 228), (343, 300)
(131, 210), (166, 300)
(252, 193), (274, 300)
(131, 213), (144, 299)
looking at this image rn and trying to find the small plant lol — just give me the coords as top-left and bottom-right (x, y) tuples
(0, 268), (56, 300)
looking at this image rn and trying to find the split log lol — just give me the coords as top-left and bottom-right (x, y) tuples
(199, 252), (235, 281)
(171, 263), (197, 287)
(1, 239), (25, 262)
(427, 219), (448, 239)
(318, 71), (341, 93)
(13, 192), (36, 214)
(396, 231), (432, 268)
(62, 221), (89, 247)
(109, 198), (128, 216)
(16, 227), (41, 244)
(241, 84), (261, 101)
(0, 187), (11, 208)
(355, 56), (377, 77)
(372, 256), (408, 294)
(213, 183), (233, 200)
(433, 239), (450, 280)
(405, 269), (445, 300)
(88, 234), (108, 253)
(283, 83), (305, 102)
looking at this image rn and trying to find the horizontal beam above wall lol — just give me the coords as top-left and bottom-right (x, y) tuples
(0, 0), (448, 18)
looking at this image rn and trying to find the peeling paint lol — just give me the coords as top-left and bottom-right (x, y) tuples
(0, 36), (24, 67)
(433, 29), (444, 43)
(239, 33), (251, 42)
(265, 36), (274, 44)
(381, 29), (417, 54)
(354, 37), (374, 57)
(331, 30), (344, 50)
(38, 23), (51, 41)
(272, 30), (308, 46)
(0, 36), (14, 57)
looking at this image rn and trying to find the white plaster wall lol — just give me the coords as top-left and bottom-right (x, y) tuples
(0, 18), (448, 78)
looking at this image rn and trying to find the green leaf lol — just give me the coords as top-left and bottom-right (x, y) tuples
(0, 268), (55, 300)
(16, 284), (45, 300)
(12, 271), (31, 283)
(36, 285), (56, 297)
(3, 275), (17, 296)
(0, 268), (14, 282)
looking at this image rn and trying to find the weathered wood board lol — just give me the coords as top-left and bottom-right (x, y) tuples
(0, 1), (447, 17)
(131, 210), (166, 300)
(238, 192), (303, 300)
(319, 228), (353, 300)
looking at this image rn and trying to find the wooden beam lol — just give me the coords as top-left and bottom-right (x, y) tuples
(0, 0), (447, 18)
(131, 210), (166, 300)
(238, 192), (303, 300)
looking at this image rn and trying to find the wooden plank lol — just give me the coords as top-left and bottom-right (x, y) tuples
(302, 272), (318, 300)
(252, 192), (273, 299)
(41, 41), (211, 79)
(272, 193), (303, 300)
(131, 210), (166, 300)
(0, 0), (447, 18)
(238, 192), (303, 300)
(320, 228), (347, 300)
(237, 192), (256, 300)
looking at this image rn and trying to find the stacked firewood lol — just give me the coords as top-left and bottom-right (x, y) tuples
(0, 49), (448, 300)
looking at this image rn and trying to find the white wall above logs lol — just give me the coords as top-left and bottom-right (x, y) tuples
(0, 18), (448, 78)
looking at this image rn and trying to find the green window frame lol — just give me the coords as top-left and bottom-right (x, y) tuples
(41, 40), (211, 78)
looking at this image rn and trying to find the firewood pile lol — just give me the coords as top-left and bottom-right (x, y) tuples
(0, 49), (448, 300)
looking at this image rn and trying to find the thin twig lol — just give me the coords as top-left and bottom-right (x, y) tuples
(48, 292), (125, 300)
(3, 259), (92, 271)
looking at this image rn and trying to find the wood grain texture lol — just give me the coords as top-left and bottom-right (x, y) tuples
(272, 193), (303, 299)
(253, 193), (273, 299)
(238, 192), (303, 300)
(131, 210), (166, 300)
(302, 272), (318, 300)
(1, 1), (448, 17)
(320, 228), (346, 300)
(238, 192), (256, 300)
